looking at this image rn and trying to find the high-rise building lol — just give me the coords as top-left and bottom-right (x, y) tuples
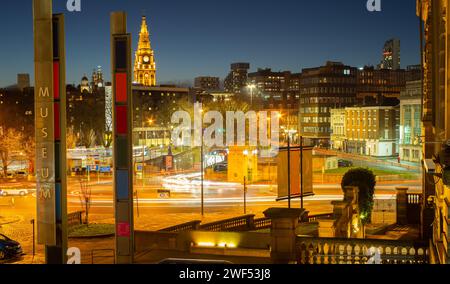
(379, 38), (401, 70)
(194, 76), (220, 91)
(17, 74), (30, 91)
(356, 66), (406, 103)
(224, 63), (250, 94)
(247, 68), (291, 101)
(298, 61), (357, 146)
(133, 16), (157, 86)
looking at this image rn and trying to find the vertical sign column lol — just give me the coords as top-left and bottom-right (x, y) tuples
(111, 12), (134, 264)
(34, 0), (56, 252)
(34, 0), (67, 264)
(49, 14), (68, 264)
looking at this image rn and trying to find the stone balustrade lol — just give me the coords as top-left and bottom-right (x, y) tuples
(297, 237), (429, 264)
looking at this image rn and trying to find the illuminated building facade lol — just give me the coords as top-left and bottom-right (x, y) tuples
(133, 16), (156, 87)
(194, 76), (221, 91)
(345, 106), (398, 157)
(298, 61), (357, 146)
(399, 80), (422, 163)
(418, 0), (450, 264)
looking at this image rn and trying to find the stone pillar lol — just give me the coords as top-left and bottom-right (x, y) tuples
(264, 208), (306, 264)
(343, 186), (359, 204)
(318, 219), (336, 238)
(396, 187), (408, 225)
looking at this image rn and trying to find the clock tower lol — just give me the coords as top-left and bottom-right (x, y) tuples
(133, 15), (156, 86)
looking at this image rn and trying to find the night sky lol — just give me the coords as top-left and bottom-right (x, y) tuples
(0, 0), (419, 87)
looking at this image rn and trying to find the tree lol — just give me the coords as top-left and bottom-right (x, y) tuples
(78, 178), (92, 226)
(0, 128), (24, 177)
(22, 136), (35, 175)
(79, 128), (97, 149)
(341, 168), (376, 225)
(66, 126), (77, 149)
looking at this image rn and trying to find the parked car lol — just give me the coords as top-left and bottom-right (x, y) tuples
(0, 189), (29, 197)
(15, 171), (28, 179)
(5, 173), (15, 179)
(338, 159), (353, 168)
(214, 163), (228, 173)
(0, 234), (23, 261)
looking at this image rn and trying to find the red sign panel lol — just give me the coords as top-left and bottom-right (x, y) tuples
(116, 73), (127, 103)
(54, 103), (60, 140)
(117, 222), (130, 237)
(116, 106), (127, 134)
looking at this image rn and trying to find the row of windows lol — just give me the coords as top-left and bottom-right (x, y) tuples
(302, 117), (331, 123)
(299, 97), (355, 104)
(301, 107), (332, 114)
(303, 127), (331, 133)
(301, 76), (355, 85)
(300, 87), (356, 95)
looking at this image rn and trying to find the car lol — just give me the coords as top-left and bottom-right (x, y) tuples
(1, 189), (29, 197)
(15, 171), (28, 179)
(0, 234), (23, 261)
(338, 159), (353, 168)
(5, 173), (15, 179)
(214, 163), (228, 172)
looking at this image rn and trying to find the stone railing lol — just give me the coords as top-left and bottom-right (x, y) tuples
(407, 193), (422, 204)
(297, 237), (429, 264)
(199, 215), (256, 232)
(308, 213), (333, 222)
(158, 220), (201, 233)
(254, 217), (272, 230)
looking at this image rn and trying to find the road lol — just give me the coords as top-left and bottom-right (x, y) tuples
(1, 171), (421, 226)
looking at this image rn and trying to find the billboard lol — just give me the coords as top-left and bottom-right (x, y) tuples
(277, 147), (314, 200)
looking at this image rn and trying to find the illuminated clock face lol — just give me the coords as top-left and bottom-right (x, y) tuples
(143, 55), (150, 63)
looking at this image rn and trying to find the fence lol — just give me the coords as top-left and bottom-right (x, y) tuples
(158, 214), (334, 234)
(159, 221), (201, 233)
(406, 193), (421, 225)
(254, 218), (272, 230)
(67, 211), (85, 228)
(199, 215), (256, 232)
(297, 237), (429, 264)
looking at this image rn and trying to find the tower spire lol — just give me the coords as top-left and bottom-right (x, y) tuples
(133, 14), (156, 86)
